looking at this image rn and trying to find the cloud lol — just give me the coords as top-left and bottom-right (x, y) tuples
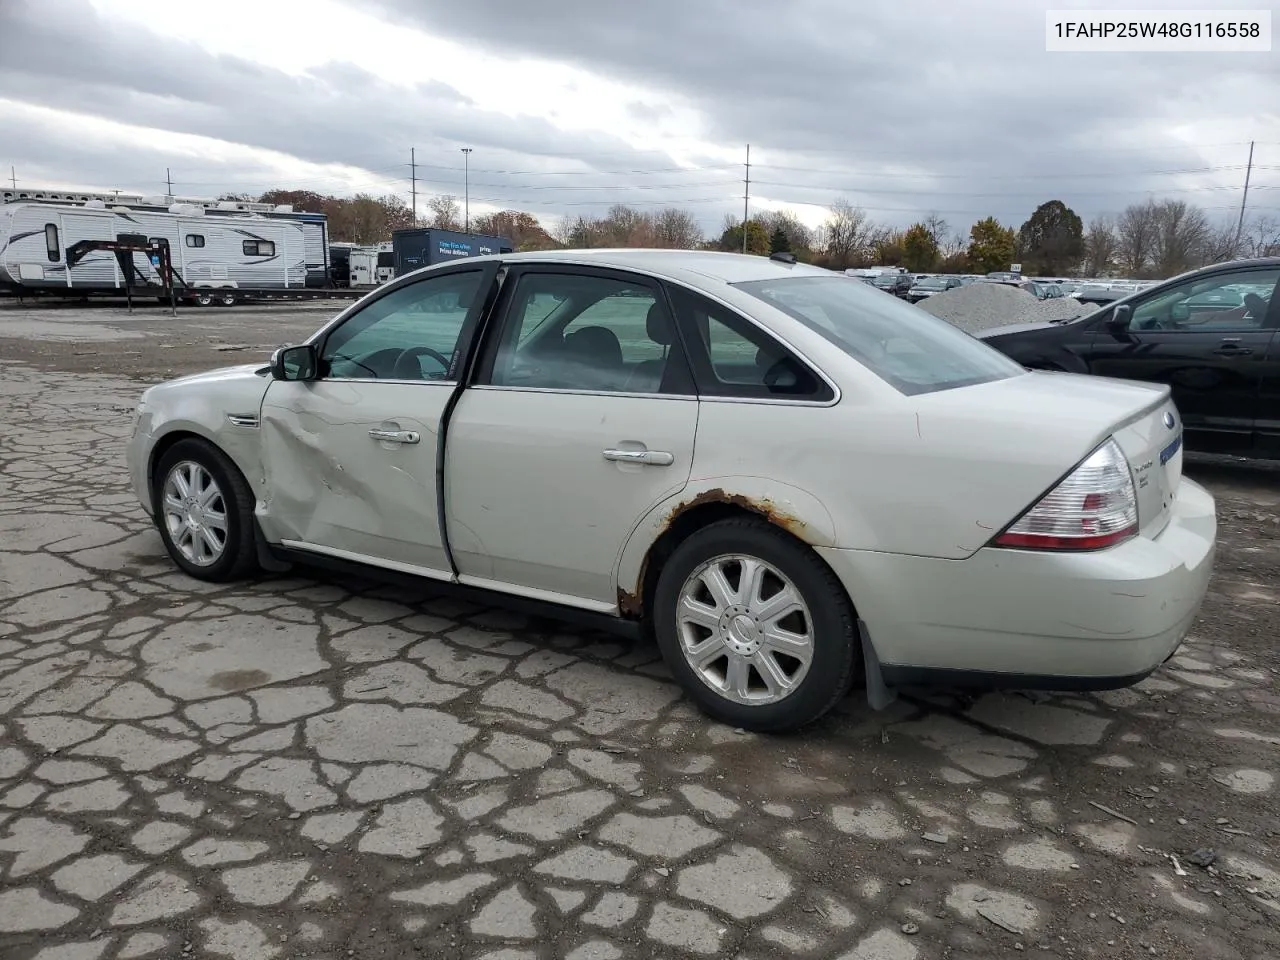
(3, 0), (1277, 239)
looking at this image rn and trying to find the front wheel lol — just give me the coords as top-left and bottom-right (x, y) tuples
(154, 438), (260, 582)
(652, 518), (860, 733)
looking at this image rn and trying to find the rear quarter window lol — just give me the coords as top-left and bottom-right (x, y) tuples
(734, 276), (1026, 396)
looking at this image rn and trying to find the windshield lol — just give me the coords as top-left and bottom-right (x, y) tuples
(872, 274), (900, 286)
(734, 276), (1026, 396)
(916, 278), (949, 289)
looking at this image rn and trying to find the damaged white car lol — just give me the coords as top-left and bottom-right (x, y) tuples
(128, 250), (1216, 732)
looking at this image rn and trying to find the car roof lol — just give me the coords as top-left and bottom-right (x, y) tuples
(461, 248), (838, 285)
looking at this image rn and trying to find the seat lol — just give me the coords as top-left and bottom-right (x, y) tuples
(623, 304), (673, 393)
(560, 325), (626, 390)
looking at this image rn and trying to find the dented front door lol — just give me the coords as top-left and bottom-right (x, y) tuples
(260, 379), (454, 575)
(257, 266), (496, 577)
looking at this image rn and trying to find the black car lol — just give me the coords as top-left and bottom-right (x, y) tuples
(975, 257), (1280, 460)
(871, 272), (913, 297)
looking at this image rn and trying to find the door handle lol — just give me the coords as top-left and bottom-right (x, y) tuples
(1213, 346), (1253, 356)
(603, 448), (674, 466)
(369, 428), (421, 444)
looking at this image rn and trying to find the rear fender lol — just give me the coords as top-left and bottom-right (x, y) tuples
(614, 477), (838, 615)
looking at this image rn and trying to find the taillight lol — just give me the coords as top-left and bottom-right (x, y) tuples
(993, 437), (1138, 551)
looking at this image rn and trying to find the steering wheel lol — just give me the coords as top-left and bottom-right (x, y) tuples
(1244, 293), (1269, 323)
(392, 346), (451, 380)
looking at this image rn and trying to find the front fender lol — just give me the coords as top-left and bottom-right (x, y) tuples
(613, 476), (838, 613)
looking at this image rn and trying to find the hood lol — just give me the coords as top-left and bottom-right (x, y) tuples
(160, 362), (271, 388)
(973, 321), (1058, 338)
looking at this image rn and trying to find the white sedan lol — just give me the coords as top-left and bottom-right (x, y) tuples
(127, 250), (1216, 732)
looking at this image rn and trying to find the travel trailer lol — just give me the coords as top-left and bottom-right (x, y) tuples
(0, 189), (331, 303)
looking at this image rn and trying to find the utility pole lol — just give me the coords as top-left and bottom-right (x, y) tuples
(165, 167), (173, 197)
(742, 144), (751, 254)
(410, 148), (418, 227)
(1234, 140), (1255, 253)
(9, 166), (15, 190)
(461, 148), (473, 232)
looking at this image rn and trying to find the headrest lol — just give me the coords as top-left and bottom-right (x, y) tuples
(646, 303), (673, 346)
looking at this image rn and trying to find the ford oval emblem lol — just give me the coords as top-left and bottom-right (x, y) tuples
(1163, 411), (1176, 429)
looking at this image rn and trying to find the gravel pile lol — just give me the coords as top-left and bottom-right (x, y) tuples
(918, 282), (1095, 334)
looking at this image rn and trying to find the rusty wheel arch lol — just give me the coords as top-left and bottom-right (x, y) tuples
(616, 488), (815, 621)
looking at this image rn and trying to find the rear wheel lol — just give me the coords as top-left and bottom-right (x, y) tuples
(194, 291), (215, 307)
(652, 518), (860, 732)
(218, 289), (237, 307)
(154, 438), (259, 582)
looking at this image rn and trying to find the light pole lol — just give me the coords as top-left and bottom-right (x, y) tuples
(461, 148), (473, 232)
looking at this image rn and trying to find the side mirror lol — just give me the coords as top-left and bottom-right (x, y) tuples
(270, 344), (318, 381)
(1105, 304), (1132, 336)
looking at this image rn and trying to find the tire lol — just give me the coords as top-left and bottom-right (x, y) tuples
(194, 292), (214, 307)
(218, 290), (237, 307)
(652, 517), (860, 733)
(153, 438), (260, 582)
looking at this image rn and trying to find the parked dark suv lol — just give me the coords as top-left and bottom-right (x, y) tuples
(871, 272), (913, 298)
(976, 258), (1280, 459)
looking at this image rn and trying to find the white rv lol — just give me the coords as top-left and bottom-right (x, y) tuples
(0, 189), (331, 303)
(374, 241), (395, 284)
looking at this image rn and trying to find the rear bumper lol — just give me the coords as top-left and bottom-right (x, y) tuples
(817, 478), (1216, 687)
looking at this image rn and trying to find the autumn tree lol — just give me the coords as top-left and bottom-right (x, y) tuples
(901, 223), (940, 271)
(967, 217), (1016, 274)
(1017, 200), (1084, 274)
(471, 210), (559, 250)
(1083, 215), (1117, 276)
(873, 230), (906, 267)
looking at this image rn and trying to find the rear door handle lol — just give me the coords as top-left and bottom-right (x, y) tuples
(1213, 346), (1253, 356)
(603, 448), (674, 466)
(369, 428), (421, 444)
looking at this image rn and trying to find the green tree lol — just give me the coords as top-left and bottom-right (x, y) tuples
(1018, 200), (1084, 274)
(967, 217), (1017, 274)
(769, 226), (790, 254)
(902, 223), (939, 272)
(718, 219), (770, 256)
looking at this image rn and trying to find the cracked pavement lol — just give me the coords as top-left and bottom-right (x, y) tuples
(1, 304), (1279, 960)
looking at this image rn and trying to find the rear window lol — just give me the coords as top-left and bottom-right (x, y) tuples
(733, 276), (1026, 396)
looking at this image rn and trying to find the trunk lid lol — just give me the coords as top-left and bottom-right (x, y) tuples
(915, 370), (1182, 543)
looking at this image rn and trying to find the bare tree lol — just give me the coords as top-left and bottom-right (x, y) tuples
(1199, 221), (1241, 266)
(1116, 199), (1159, 277)
(922, 212), (950, 249)
(426, 195), (461, 231)
(1152, 199), (1210, 276)
(1083, 215), (1118, 276)
(652, 207), (702, 248)
(1240, 214), (1280, 258)
(822, 197), (878, 269)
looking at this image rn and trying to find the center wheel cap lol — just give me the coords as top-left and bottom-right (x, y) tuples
(723, 613), (762, 656)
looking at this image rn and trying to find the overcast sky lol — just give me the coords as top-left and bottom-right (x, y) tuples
(2, 0), (1276, 236)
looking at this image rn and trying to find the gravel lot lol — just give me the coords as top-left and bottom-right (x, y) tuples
(1, 301), (1278, 960)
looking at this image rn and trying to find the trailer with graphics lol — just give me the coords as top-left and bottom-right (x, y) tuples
(389, 228), (514, 282)
(0, 189), (353, 305)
